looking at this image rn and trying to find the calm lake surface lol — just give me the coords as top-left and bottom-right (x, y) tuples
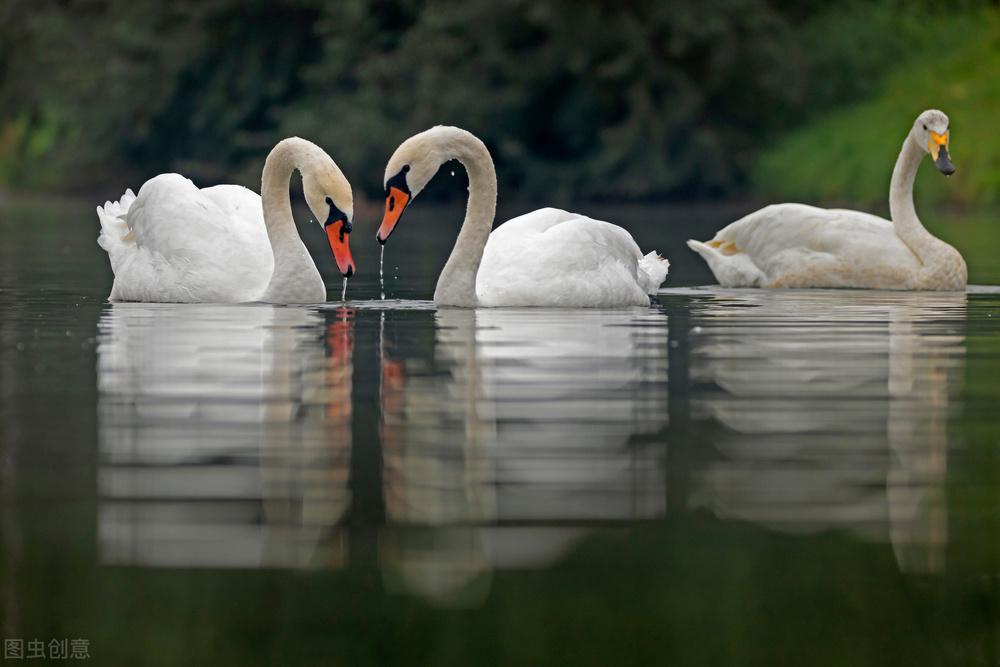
(1, 196), (999, 665)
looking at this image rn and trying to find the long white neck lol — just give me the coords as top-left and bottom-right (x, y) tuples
(889, 134), (949, 266)
(259, 138), (327, 303)
(431, 132), (498, 307)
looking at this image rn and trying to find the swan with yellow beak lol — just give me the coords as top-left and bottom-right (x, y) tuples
(688, 109), (966, 291)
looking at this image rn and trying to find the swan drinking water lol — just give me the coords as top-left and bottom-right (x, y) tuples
(97, 137), (355, 303)
(687, 109), (967, 291)
(376, 126), (669, 307)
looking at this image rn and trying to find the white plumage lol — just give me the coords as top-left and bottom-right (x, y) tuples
(477, 208), (669, 308)
(687, 204), (925, 289)
(98, 175), (274, 303)
(378, 126), (669, 308)
(96, 137), (355, 304)
(688, 110), (967, 291)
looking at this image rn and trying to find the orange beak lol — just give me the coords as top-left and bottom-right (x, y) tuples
(376, 186), (411, 245)
(325, 219), (355, 277)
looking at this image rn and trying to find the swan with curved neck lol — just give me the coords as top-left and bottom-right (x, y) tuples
(97, 137), (355, 303)
(687, 109), (967, 291)
(376, 126), (669, 308)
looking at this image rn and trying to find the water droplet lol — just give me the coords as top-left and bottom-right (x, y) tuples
(379, 246), (386, 300)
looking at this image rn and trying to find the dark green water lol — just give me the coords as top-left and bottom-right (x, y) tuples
(1, 197), (999, 665)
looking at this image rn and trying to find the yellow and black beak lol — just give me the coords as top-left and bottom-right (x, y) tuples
(323, 197), (355, 278)
(928, 131), (955, 176)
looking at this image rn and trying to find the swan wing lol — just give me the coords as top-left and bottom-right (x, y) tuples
(99, 174), (273, 302)
(200, 184), (268, 237)
(689, 204), (920, 289)
(718, 204), (896, 257)
(126, 174), (236, 255)
(477, 208), (665, 307)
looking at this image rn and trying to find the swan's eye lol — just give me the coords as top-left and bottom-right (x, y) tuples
(402, 165), (410, 173)
(922, 124), (927, 131)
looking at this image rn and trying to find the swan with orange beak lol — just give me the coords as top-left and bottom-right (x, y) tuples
(97, 136), (356, 303)
(376, 126), (669, 307)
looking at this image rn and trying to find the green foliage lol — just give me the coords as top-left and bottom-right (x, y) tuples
(753, 9), (1000, 208)
(0, 0), (995, 200)
(0, 0), (320, 190)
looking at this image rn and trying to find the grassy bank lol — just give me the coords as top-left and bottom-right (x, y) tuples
(753, 9), (999, 209)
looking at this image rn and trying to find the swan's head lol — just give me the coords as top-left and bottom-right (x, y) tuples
(302, 160), (356, 278)
(912, 109), (954, 176)
(376, 126), (470, 244)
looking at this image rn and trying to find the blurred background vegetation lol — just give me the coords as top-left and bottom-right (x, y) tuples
(0, 0), (996, 205)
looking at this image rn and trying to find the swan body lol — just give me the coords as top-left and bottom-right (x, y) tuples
(98, 177), (275, 302)
(688, 204), (939, 289)
(376, 126), (669, 308)
(477, 208), (669, 307)
(688, 110), (967, 291)
(97, 137), (355, 304)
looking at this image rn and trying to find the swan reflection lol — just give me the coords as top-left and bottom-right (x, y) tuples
(97, 303), (353, 568)
(379, 307), (669, 604)
(96, 302), (669, 598)
(95, 289), (967, 603)
(684, 289), (965, 572)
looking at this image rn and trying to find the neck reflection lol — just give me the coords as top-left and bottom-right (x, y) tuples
(97, 303), (355, 569)
(378, 307), (670, 605)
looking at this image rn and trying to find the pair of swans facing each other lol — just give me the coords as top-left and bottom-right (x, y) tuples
(97, 132), (669, 308)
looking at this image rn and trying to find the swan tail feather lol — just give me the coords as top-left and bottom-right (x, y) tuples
(637, 251), (670, 294)
(686, 239), (765, 287)
(97, 188), (137, 271)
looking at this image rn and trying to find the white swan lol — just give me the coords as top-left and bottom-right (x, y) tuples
(375, 126), (669, 307)
(97, 137), (356, 303)
(687, 109), (967, 291)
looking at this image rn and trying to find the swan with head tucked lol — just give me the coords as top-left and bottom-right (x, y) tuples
(97, 137), (356, 303)
(375, 126), (669, 307)
(687, 110), (967, 291)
